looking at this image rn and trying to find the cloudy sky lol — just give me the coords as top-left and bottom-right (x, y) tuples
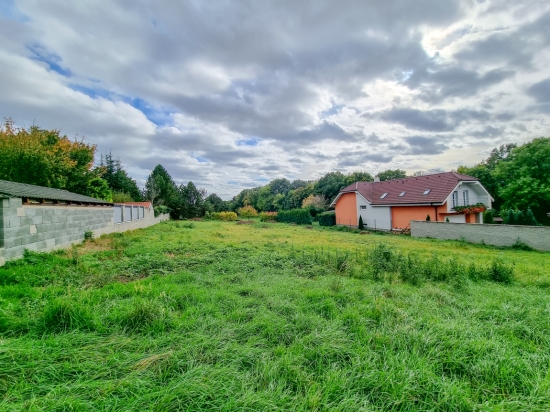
(1, 0), (549, 198)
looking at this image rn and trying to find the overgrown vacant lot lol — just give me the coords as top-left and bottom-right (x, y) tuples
(1, 221), (550, 411)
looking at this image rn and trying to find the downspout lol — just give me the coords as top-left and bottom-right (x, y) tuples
(432, 203), (438, 222)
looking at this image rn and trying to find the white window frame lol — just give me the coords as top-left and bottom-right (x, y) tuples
(452, 191), (459, 208)
(463, 190), (469, 206)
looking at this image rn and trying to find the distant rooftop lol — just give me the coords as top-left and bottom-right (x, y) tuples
(0, 179), (113, 206)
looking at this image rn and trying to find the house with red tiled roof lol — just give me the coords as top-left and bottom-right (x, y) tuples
(330, 172), (493, 230)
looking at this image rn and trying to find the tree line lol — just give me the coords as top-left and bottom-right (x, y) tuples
(3, 119), (547, 224)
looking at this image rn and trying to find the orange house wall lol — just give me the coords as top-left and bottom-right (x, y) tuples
(391, 204), (448, 229)
(335, 193), (357, 227)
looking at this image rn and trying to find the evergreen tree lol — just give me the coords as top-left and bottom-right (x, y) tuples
(506, 209), (517, 225)
(358, 215), (364, 230)
(525, 208), (539, 226)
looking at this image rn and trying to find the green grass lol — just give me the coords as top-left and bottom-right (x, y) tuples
(1, 220), (550, 410)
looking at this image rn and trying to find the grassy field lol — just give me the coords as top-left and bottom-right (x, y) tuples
(1, 220), (550, 411)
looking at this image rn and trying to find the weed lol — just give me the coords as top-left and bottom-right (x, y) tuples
(39, 300), (95, 333)
(84, 231), (94, 241)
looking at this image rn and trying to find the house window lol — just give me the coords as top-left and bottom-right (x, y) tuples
(463, 190), (469, 205)
(399, 191), (406, 197)
(423, 189), (431, 195)
(360, 205), (366, 210)
(452, 191), (459, 207)
(380, 193), (388, 199)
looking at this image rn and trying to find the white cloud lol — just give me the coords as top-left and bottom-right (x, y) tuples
(1, 0), (549, 198)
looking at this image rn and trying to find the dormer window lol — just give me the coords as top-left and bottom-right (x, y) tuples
(399, 191), (406, 197)
(423, 189), (431, 195)
(380, 193), (388, 199)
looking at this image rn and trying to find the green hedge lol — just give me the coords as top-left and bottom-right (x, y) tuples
(318, 211), (336, 226)
(276, 209), (312, 225)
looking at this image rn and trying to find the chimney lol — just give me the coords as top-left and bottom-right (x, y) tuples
(374, 176), (380, 182)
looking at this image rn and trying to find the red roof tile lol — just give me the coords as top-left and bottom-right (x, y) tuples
(116, 201), (152, 208)
(337, 172), (479, 205)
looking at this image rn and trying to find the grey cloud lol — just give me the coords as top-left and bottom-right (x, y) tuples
(405, 136), (449, 155)
(528, 78), (550, 103)
(405, 67), (514, 103)
(381, 108), (492, 131)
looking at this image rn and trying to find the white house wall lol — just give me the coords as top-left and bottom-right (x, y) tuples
(446, 214), (466, 223)
(355, 194), (392, 230)
(445, 182), (492, 213)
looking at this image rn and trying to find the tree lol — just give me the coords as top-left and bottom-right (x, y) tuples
(143, 165), (178, 208)
(346, 171), (374, 185)
(175, 181), (206, 219)
(376, 169), (407, 181)
(205, 193), (227, 212)
(493, 138), (550, 223)
(270, 178), (292, 195)
(100, 152), (141, 201)
(0, 118), (111, 201)
(358, 215), (364, 230)
(314, 172), (349, 203)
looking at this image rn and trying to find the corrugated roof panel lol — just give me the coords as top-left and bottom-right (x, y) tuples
(0, 179), (113, 205)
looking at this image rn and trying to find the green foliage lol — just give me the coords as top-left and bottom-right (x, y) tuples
(237, 205), (259, 218)
(205, 193), (228, 212)
(212, 211), (238, 221)
(426, 214), (431, 221)
(143, 164), (178, 208)
(259, 211), (277, 221)
(100, 152), (141, 201)
(175, 181), (206, 219)
(483, 209), (495, 224)
(318, 211), (336, 226)
(488, 258), (515, 284)
(0, 118), (111, 200)
(502, 208), (540, 226)
(112, 191), (134, 203)
(358, 215), (364, 230)
(84, 231), (94, 241)
(376, 169), (407, 181)
(276, 209), (312, 225)
(85, 176), (112, 201)
(154, 205), (171, 217)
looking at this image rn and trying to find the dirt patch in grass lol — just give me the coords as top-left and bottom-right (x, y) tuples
(236, 220), (254, 225)
(78, 237), (115, 253)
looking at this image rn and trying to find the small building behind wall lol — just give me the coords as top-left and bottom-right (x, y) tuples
(0, 180), (168, 266)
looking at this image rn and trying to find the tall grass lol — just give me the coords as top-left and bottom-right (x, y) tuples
(0, 220), (549, 410)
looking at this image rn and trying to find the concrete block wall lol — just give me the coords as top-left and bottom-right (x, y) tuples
(411, 221), (550, 252)
(0, 198), (171, 265)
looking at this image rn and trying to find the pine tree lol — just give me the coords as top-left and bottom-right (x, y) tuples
(426, 214), (431, 221)
(525, 208), (539, 226)
(506, 209), (517, 225)
(358, 215), (364, 230)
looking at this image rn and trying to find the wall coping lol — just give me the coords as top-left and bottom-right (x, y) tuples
(411, 220), (550, 230)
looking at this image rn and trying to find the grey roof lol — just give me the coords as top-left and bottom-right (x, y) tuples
(0, 180), (113, 205)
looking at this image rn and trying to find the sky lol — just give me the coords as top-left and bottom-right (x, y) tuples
(1, 0), (549, 199)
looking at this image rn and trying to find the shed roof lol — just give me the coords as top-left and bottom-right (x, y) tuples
(0, 179), (113, 205)
(333, 172), (483, 206)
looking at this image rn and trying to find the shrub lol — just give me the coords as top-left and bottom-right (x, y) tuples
(112, 192), (134, 203)
(212, 211), (238, 221)
(84, 231), (94, 241)
(483, 209), (495, 224)
(318, 211), (336, 227)
(426, 214), (431, 221)
(488, 259), (514, 284)
(358, 215), (364, 230)
(259, 211), (277, 222)
(525, 208), (539, 226)
(237, 205), (259, 218)
(154, 205), (171, 217)
(276, 209), (312, 225)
